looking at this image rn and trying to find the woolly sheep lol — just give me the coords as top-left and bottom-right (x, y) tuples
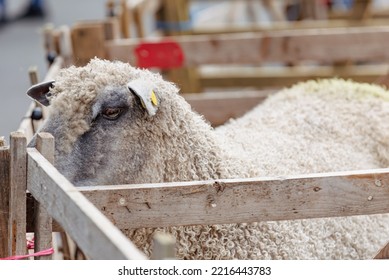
(28, 58), (389, 259)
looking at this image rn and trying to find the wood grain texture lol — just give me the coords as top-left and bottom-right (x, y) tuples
(106, 26), (389, 67)
(0, 145), (10, 258)
(374, 241), (389, 259)
(199, 65), (389, 89)
(191, 19), (389, 35)
(26, 148), (146, 260)
(82, 168), (389, 229)
(71, 23), (106, 66)
(8, 132), (27, 256)
(33, 133), (54, 260)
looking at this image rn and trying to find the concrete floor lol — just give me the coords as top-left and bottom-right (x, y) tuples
(0, 0), (106, 138)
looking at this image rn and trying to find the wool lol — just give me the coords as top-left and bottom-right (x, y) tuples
(33, 59), (389, 259)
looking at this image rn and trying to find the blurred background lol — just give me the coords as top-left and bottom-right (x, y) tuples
(1, 0), (389, 137)
(0, 0), (106, 137)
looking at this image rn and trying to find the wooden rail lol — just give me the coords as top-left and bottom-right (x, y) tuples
(191, 19), (389, 35)
(199, 65), (389, 89)
(106, 26), (389, 67)
(80, 169), (389, 229)
(27, 144), (146, 259)
(3, 129), (389, 259)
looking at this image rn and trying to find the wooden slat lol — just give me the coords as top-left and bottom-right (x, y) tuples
(26, 148), (146, 260)
(8, 132), (27, 256)
(17, 103), (35, 143)
(43, 56), (63, 83)
(71, 23), (106, 66)
(82, 168), (389, 229)
(184, 90), (275, 126)
(120, 0), (131, 38)
(0, 143), (10, 258)
(191, 19), (389, 35)
(199, 65), (389, 89)
(374, 241), (389, 259)
(106, 26), (389, 67)
(33, 133), (54, 260)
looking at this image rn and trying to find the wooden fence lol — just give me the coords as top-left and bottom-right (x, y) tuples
(1, 130), (389, 259)
(66, 23), (389, 89)
(2, 1), (389, 259)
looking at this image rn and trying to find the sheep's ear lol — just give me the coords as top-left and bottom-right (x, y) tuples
(26, 80), (55, 106)
(127, 79), (159, 116)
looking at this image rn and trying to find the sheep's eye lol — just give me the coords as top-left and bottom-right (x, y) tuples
(101, 107), (123, 120)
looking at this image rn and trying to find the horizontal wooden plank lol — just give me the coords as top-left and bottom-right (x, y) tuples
(199, 65), (389, 88)
(184, 90), (275, 126)
(191, 19), (389, 35)
(26, 148), (146, 260)
(106, 26), (389, 67)
(81, 168), (389, 229)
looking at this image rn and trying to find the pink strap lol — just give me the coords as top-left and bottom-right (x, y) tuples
(0, 248), (54, 260)
(0, 239), (54, 260)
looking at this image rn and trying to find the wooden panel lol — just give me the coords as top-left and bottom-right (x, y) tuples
(71, 23), (106, 66)
(184, 90), (275, 126)
(200, 65), (389, 89)
(8, 132), (27, 256)
(192, 19), (389, 35)
(33, 133), (54, 260)
(0, 144), (10, 258)
(26, 148), (146, 260)
(82, 168), (389, 229)
(26, 193), (61, 233)
(374, 241), (389, 259)
(106, 26), (389, 67)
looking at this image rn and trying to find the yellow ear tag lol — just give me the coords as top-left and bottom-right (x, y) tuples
(150, 90), (158, 106)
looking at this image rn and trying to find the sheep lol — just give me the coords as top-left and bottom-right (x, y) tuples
(27, 58), (389, 259)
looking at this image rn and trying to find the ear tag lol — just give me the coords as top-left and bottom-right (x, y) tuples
(127, 79), (159, 116)
(151, 90), (158, 106)
(26, 80), (55, 106)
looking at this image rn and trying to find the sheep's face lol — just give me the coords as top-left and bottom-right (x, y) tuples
(27, 59), (182, 186)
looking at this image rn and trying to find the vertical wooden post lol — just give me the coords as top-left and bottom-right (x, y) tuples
(0, 139), (10, 258)
(104, 18), (120, 40)
(8, 132), (27, 256)
(351, 0), (372, 20)
(71, 22), (106, 66)
(120, 0), (131, 38)
(151, 232), (175, 260)
(33, 133), (54, 260)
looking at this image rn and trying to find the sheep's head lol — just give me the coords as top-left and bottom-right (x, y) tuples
(27, 58), (199, 186)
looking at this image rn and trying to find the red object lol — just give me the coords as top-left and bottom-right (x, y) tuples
(135, 40), (184, 69)
(0, 239), (54, 260)
(0, 248), (54, 260)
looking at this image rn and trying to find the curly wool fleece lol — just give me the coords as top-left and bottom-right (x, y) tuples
(45, 59), (389, 259)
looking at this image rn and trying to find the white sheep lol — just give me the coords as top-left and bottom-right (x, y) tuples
(27, 58), (389, 259)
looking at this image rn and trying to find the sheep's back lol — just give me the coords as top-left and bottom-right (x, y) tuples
(216, 79), (389, 177)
